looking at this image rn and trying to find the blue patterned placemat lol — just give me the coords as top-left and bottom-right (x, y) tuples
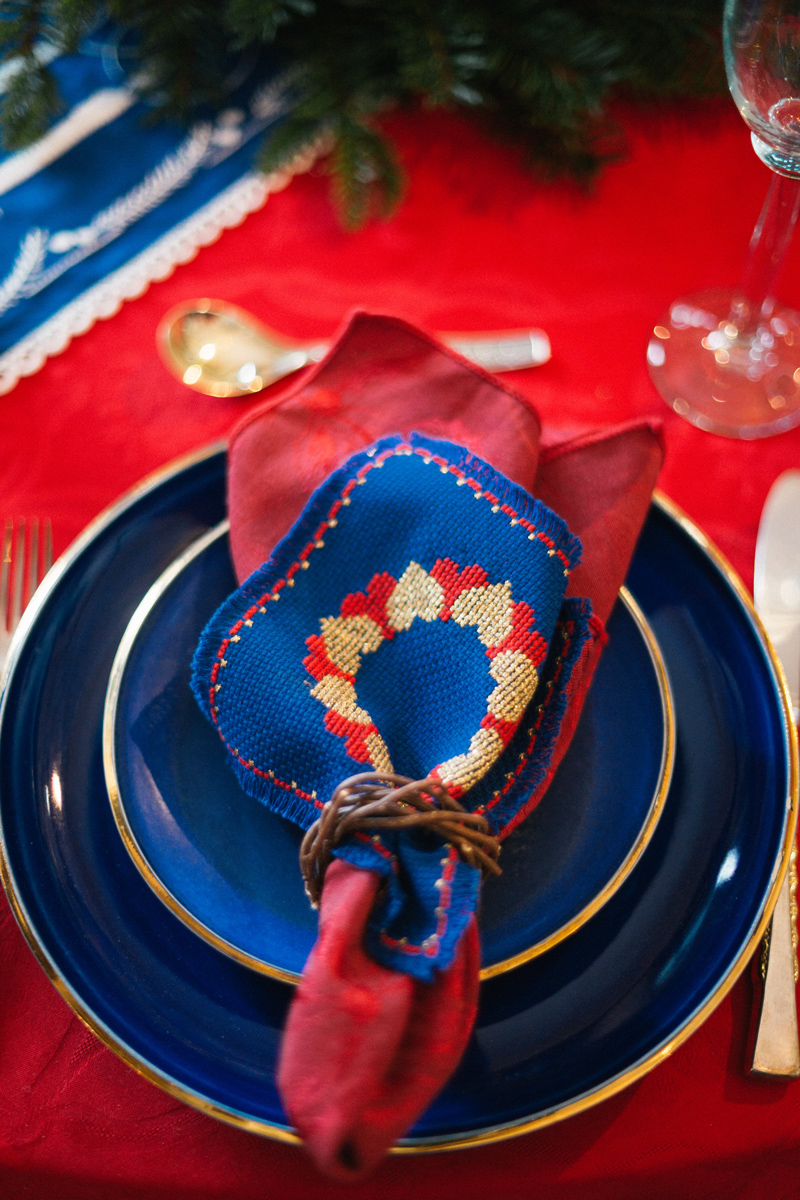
(0, 32), (307, 393)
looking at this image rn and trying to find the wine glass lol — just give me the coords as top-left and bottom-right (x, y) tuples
(648, 0), (800, 438)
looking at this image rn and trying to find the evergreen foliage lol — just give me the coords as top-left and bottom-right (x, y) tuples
(0, 1), (725, 225)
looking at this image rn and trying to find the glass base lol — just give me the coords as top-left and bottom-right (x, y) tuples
(751, 132), (800, 179)
(647, 288), (800, 439)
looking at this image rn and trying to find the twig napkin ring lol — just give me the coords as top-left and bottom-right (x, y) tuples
(301, 772), (502, 908)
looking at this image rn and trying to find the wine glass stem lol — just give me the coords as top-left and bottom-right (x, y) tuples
(732, 172), (800, 331)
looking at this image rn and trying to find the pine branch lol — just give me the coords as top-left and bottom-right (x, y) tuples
(103, 1), (232, 118)
(52, 0), (97, 53)
(256, 111), (327, 176)
(0, 0), (726, 224)
(0, 2), (60, 149)
(1, 58), (60, 149)
(224, 0), (315, 48)
(329, 115), (403, 229)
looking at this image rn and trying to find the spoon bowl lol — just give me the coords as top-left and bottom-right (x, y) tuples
(157, 300), (329, 398)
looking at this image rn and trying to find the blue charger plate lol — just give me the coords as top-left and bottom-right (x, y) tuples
(103, 523), (672, 982)
(0, 444), (795, 1149)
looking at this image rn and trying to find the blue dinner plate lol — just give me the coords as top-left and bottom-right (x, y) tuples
(103, 523), (672, 982)
(0, 445), (794, 1149)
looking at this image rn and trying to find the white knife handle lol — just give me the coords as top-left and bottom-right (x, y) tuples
(442, 330), (551, 371)
(751, 860), (800, 1077)
(266, 332), (552, 386)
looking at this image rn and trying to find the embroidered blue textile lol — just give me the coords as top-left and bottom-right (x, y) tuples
(192, 433), (594, 981)
(0, 28), (295, 391)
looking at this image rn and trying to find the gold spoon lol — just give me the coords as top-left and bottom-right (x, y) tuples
(157, 299), (551, 398)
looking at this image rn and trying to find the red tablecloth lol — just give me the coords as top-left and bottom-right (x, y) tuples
(2, 98), (800, 1200)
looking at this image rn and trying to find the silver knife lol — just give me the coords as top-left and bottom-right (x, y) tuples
(752, 469), (800, 1077)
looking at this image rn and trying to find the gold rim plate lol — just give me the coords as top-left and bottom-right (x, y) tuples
(0, 449), (795, 1154)
(102, 524), (674, 984)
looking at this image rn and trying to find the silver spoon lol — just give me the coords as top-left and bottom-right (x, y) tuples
(157, 299), (551, 398)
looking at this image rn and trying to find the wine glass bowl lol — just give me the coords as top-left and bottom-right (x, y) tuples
(648, 0), (800, 437)
(726, 0), (800, 173)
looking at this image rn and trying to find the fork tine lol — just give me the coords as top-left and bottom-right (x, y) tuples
(10, 520), (24, 633)
(43, 518), (53, 574)
(27, 519), (39, 608)
(0, 521), (11, 634)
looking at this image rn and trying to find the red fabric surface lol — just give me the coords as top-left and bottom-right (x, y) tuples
(537, 422), (666, 626)
(278, 860), (480, 1181)
(3, 99), (800, 1199)
(227, 312), (543, 583)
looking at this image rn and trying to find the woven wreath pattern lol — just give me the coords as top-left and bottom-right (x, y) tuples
(304, 558), (547, 796)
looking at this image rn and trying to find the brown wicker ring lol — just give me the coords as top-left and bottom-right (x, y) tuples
(299, 771), (501, 908)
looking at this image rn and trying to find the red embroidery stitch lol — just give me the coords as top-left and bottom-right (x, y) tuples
(429, 558), (489, 619)
(379, 845), (459, 958)
(480, 712), (518, 745)
(322, 710), (381, 763)
(216, 734), (322, 810)
(339, 571), (397, 637)
(303, 634), (354, 683)
(488, 600), (548, 666)
(354, 829), (397, 870)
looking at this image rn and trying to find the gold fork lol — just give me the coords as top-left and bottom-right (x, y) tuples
(0, 519), (53, 672)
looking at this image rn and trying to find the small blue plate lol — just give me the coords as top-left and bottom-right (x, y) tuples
(104, 524), (672, 982)
(0, 445), (794, 1150)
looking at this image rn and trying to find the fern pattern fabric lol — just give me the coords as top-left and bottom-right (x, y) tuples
(0, 35), (300, 393)
(192, 432), (594, 981)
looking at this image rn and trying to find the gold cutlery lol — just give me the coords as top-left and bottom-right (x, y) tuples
(157, 299), (551, 398)
(0, 519), (54, 672)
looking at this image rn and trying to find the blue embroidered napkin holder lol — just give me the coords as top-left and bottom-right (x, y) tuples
(192, 433), (594, 982)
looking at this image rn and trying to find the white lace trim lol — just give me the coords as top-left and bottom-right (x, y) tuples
(0, 144), (319, 396)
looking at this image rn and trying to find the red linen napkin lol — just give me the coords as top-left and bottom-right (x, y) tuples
(227, 313), (664, 1179)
